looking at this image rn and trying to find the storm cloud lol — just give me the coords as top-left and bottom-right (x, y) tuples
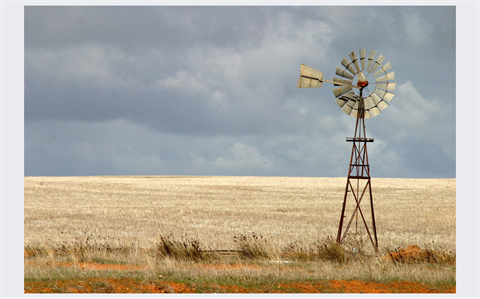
(24, 6), (456, 178)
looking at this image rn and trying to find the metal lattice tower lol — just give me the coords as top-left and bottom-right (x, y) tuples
(297, 49), (396, 250)
(337, 88), (377, 251)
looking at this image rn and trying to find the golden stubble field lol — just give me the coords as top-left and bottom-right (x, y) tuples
(24, 176), (456, 253)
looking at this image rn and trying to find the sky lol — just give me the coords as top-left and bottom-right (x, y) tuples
(24, 5), (457, 178)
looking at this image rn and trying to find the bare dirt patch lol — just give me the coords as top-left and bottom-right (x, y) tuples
(24, 277), (455, 293)
(326, 280), (454, 293)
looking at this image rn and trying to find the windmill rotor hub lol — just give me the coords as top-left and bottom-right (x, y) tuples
(357, 80), (368, 88)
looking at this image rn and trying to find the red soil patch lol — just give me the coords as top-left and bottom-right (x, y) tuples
(327, 280), (454, 293)
(385, 245), (424, 262)
(25, 277), (455, 293)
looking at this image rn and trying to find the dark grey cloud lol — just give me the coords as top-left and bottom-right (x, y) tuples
(24, 6), (456, 178)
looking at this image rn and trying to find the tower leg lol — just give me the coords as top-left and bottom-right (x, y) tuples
(337, 185), (349, 243)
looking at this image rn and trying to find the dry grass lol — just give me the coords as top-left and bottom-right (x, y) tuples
(24, 176), (456, 253)
(24, 233), (456, 288)
(24, 176), (456, 290)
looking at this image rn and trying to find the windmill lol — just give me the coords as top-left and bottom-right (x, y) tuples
(297, 49), (396, 251)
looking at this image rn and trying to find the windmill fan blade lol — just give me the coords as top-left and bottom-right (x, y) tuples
(346, 98), (356, 108)
(335, 66), (354, 80)
(341, 103), (353, 115)
(363, 110), (371, 119)
(373, 61), (392, 77)
(364, 96), (376, 110)
(335, 98), (347, 108)
(373, 88), (388, 99)
(353, 99), (360, 110)
(382, 91), (395, 102)
(333, 85), (353, 98)
(359, 49), (366, 71)
(342, 94), (360, 116)
(373, 88), (395, 102)
(369, 54), (385, 74)
(335, 92), (355, 108)
(333, 77), (353, 86)
(376, 71), (395, 82)
(377, 100), (389, 111)
(357, 72), (367, 82)
(367, 50), (376, 72)
(371, 93), (383, 105)
(349, 51), (361, 74)
(338, 90), (356, 101)
(369, 106), (381, 117)
(350, 109), (358, 118)
(339, 93), (359, 111)
(376, 82), (397, 92)
(341, 57), (357, 75)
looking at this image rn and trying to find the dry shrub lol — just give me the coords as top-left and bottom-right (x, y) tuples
(25, 234), (139, 264)
(233, 232), (274, 259)
(315, 236), (346, 263)
(422, 249), (456, 265)
(156, 234), (205, 261)
(282, 240), (316, 261)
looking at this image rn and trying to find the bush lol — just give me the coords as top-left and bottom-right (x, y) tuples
(233, 233), (274, 259)
(282, 240), (316, 261)
(156, 234), (205, 261)
(316, 236), (346, 263)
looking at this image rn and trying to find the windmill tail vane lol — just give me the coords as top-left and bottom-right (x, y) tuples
(297, 49), (396, 251)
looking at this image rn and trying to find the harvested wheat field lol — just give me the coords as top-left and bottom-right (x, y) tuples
(24, 176), (456, 293)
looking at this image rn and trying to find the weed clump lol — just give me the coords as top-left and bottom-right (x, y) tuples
(315, 236), (346, 263)
(282, 240), (316, 261)
(156, 234), (205, 261)
(233, 233), (274, 259)
(24, 234), (140, 264)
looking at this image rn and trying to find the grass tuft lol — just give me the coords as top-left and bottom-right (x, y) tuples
(156, 234), (205, 261)
(282, 240), (316, 261)
(24, 233), (139, 263)
(233, 232), (274, 259)
(315, 236), (346, 263)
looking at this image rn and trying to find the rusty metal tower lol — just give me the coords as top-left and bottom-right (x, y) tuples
(297, 49), (396, 250)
